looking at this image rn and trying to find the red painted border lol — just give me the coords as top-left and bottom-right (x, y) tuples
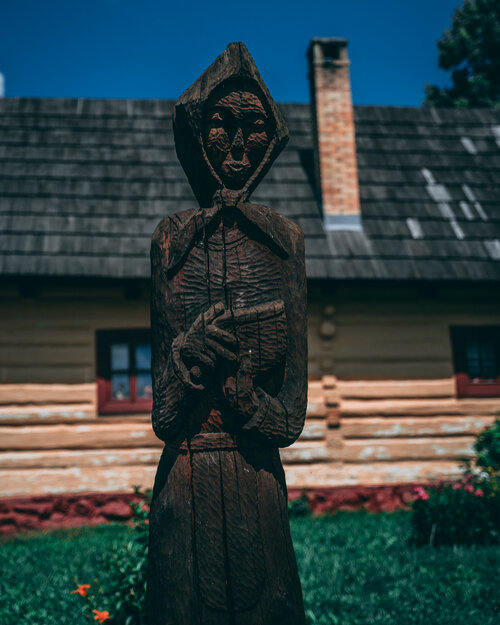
(455, 372), (500, 398)
(0, 486), (422, 534)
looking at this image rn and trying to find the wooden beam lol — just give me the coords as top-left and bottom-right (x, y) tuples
(341, 437), (474, 462)
(338, 379), (455, 399)
(0, 383), (96, 405)
(305, 401), (327, 419)
(0, 420), (324, 450)
(0, 423), (160, 450)
(0, 412), (150, 426)
(0, 465), (157, 497)
(280, 442), (330, 464)
(284, 460), (462, 488)
(341, 398), (500, 417)
(341, 416), (495, 439)
(0, 404), (96, 424)
(0, 460), (465, 497)
(299, 420), (326, 441)
(0, 447), (162, 469)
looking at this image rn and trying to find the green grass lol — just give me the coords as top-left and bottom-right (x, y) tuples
(1, 512), (499, 625)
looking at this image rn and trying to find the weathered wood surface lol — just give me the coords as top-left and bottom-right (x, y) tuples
(146, 43), (307, 624)
(0, 383), (96, 405)
(1, 419), (322, 450)
(0, 404), (96, 424)
(0, 423), (159, 450)
(0, 458), (467, 498)
(284, 460), (463, 487)
(0, 295), (149, 383)
(340, 397), (500, 417)
(307, 285), (500, 380)
(0, 410), (150, 426)
(342, 416), (495, 438)
(0, 459), (465, 498)
(280, 442), (330, 464)
(0, 465), (157, 498)
(0, 447), (162, 469)
(342, 436), (475, 462)
(337, 378), (455, 399)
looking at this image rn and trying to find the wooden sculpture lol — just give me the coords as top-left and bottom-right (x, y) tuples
(147, 42), (307, 625)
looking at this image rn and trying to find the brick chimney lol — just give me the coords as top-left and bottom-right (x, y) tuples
(307, 38), (361, 231)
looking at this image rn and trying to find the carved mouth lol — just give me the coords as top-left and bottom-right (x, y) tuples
(225, 161), (249, 173)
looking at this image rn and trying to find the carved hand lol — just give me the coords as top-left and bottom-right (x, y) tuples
(180, 301), (239, 385)
(222, 356), (259, 421)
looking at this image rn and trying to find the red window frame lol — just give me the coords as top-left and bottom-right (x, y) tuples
(450, 326), (500, 398)
(96, 329), (152, 415)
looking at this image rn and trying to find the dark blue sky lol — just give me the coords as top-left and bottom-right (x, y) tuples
(1, 0), (462, 105)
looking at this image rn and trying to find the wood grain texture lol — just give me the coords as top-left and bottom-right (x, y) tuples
(341, 436), (475, 462)
(0, 296), (149, 383)
(146, 43), (307, 625)
(0, 459), (464, 497)
(0, 383), (96, 405)
(337, 378), (455, 399)
(341, 397), (500, 417)
(341, 416), (495, 439)
(284, 460), (463, 488)
(0, 423), (159, 450)
(0, 404), (96, 425)
(0, 447), (162, 469)
(0, 465), (157, 497)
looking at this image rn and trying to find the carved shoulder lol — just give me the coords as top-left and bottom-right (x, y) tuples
(268, 209), (305, 261)
(151, 208), (199, 252)
(240, 202), (305, 259)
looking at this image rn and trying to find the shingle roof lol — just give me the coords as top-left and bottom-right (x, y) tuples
(0, 98), (499, 281)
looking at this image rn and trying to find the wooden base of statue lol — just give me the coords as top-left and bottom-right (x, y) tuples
(146, 42), (307, 625)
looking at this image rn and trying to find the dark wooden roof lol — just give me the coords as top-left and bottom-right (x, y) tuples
(1, 98), (499, 281)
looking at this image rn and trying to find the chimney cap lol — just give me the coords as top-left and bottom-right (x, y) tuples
(307, 38), (349, 63)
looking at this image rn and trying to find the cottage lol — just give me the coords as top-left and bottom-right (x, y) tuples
(1, 39), (500, 529)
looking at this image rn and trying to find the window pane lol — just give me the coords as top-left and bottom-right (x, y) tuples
(135, 343), (151, 371)
(466, 340), (497, 381)
(111, 373), (130, 399)
(136, 372), (153, 399)
(111, 344), (129, 371)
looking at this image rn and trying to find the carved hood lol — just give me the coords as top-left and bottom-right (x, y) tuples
(173, 42), (289, 207)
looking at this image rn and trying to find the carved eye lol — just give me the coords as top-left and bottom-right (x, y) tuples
(211, 112), (224, 123)
(254, 118), (265, 127)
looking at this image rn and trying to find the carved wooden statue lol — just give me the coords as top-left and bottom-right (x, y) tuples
(147, 42), (307, 625)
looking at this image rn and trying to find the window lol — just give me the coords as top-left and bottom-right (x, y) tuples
(96, 329), (153, 414)
(450, 326), (500, 398)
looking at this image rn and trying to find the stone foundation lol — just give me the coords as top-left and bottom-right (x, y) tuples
(288, 484), (417, 514)
(0, 485), (421, 534)
(0, 492), (143, 535)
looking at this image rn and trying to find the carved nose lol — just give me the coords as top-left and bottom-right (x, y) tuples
(231, 127), (244, 156)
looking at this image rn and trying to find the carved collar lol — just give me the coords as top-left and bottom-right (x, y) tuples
(166, 202), (294, 277)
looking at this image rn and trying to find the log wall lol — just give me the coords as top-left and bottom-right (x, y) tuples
(0, 279), (499, 498)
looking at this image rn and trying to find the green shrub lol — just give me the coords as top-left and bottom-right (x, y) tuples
(100, 491), (149, 625)
(410, 419), (500, 547)
(474, 417), (500, 473)
(70, 488), (150, 624)
(411, 478), (500, 546)
(288, 492), (311, 518)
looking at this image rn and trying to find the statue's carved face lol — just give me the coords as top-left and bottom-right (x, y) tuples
(204, 89), (271, 189)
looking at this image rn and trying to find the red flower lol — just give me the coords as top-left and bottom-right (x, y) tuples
(464, 484), (474, 493)
(93, 610), (111, 623)
(475, 489), (485, 497)
(452, 482), (462, 490)
(71, 584), (91, 597)
(412, 486), (429, 500)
